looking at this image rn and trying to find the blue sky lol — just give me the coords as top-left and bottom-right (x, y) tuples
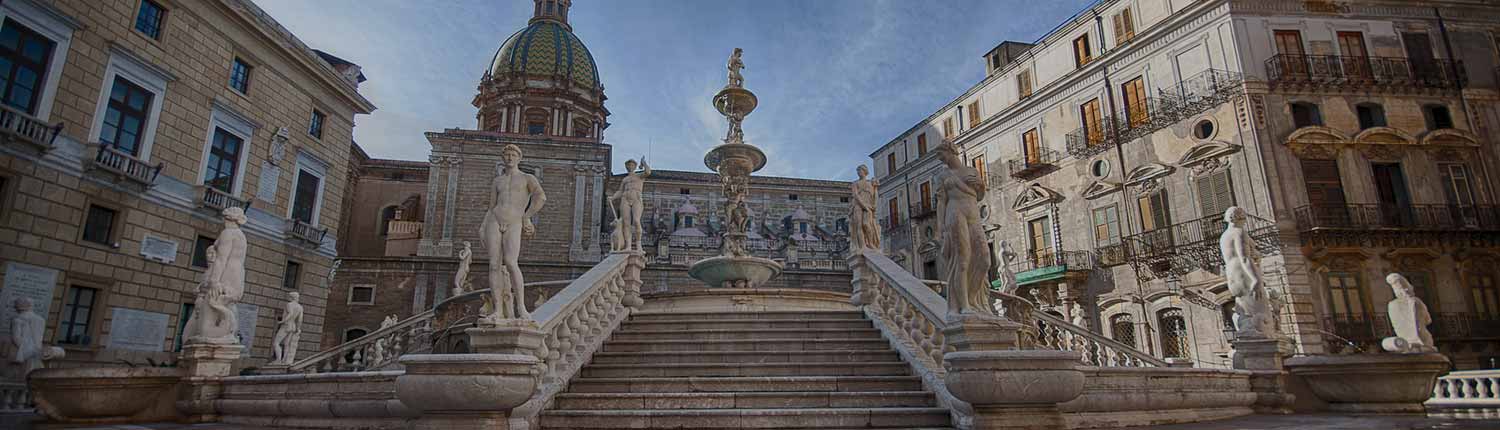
(256, 0), (1094, 180)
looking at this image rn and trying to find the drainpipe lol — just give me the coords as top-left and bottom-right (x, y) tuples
(1435, 7), (1497, 204)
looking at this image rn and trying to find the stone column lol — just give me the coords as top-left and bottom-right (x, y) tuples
(1230, 337), (1295, 414)
(941, 315), (1084, 430)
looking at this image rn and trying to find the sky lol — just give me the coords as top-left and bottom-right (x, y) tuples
(256, 0), (1096, 181)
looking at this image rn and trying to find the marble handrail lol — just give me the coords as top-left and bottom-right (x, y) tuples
(289, 309), (435, 373)
(0, 381), (29, 412)
(1033, 311), (1167, 367)
(1430, 369), (1500, 408)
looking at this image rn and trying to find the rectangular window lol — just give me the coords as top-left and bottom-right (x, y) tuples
(919, 182), (932, 212)
(1081, 98), (1103, 146)
(58, 286), (98, 345)
(1326, 272), (1368, 317)
(679, 188), (690, 195)
(917, 133), (928, 155)
(1274, 30), (1307, 76)
(291, 169), (321, 223)
(971, 156), (986, 180)
(886, 152), (897, 173)
(789, 194), (799, 201)
(82, 205), (117, 245)
(1138, 191), (1171, 232)
(943, 117), (955, 138)
(1073, 34), (1093, 67)
(967, 101), (981, 126)
(1441, 164), (1476, 207)
(1196, 169), (1236, 220)
(134, 0), (166, 40)
(190, 235), (214, 268)
(1121, 77), (1148, 127)
(101, 76), (153, 156)
(1473, 273), (1500, 318)
(349, 285), (374, 305)
(283, 261), (301, 290)
(1017, 70), (1033, 98)
(308, 109), (325, 139)
(888, 198), (900, 225)
(174, 302), (193, 352)
(1113, 8), (1135, 43)
(1028, 217), (1054, 262)
(204, 128), (244, 194)
(1338, 31), (1370, 79)
(1022, 128), (1040, 163)
(0, 19), (56, 115)
(229, 58), (251, 94)
(1093, 205), (1121, 246)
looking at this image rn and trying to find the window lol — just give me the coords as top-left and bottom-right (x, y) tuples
(888, 198), (900, 225)
(917, 133), (928, 155)
(190, 235), (214, 268)
(919, 182), (932, 212)
(1093, 205), (1121, 246)
(1193, 120), (1215, 139)
(1302, 159), (1347, 209)
(82, 204), (118, 245)
(1290, 102), (1322, 128)
(1337, 31), (1370, 79)
(789, 194), (799, 201)
(678, 188), (690, 195)
(967, 101), (981, 126)
(1121, 77), (1148, 127)
(1158, 308), (1188, 359)
(1090, 159), (1110, 178)
(0, 19), (56, 115)
(886, 152), (897, 174)
(1017, 70), (1033, 98)
(308, 109), (325, 139)
(282, 261), (302, 290)
(1196, 169), (1235, 220)
(1473, 271), (1500, 318)
(203, 128), (244, 194)
(134, 0), (165, 40)
(839, 196), (849, 203)
(1022, 128), (1040, 163)
(1356, 103), (1386, 130)
(970, 156), (986, 179)
(1441, 164), (1476, 207)
(1028, 217), (1054, 263)
(1220, 302), (1236, 331)
(378, 205), (398, 236)
(349, 285), (375, 305)
(291, 169), (321, 223)
(101, 76), (153, 156)
(1325, 272), (1368, 318)
(943, 117), (955, 138)
(1274, 30), (1307, 76)
(1138, 190), (1171, 253)
(58, 286), (98, 345)
(1073, 34), (1093, 67)
(1081, 98), (1103, 146)
(917, 137), (928, 156)
(1112, 8), (1135, 43)
(229, 58), (251, 94)
(174, 303), (193, 352)
(1110, 314), (1136, 346)
(1424, 104), (1453, 130)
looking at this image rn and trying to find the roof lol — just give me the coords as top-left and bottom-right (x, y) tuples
(488, 21), (601, 90)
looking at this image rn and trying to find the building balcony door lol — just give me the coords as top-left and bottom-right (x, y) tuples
(1372, 163), (1413, 227)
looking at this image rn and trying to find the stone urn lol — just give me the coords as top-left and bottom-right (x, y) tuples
(397, 353), (540, 429)
(945, 349), (1085, 429)
(29, 367), (182, 424)
(1285, 353), (1450, 413)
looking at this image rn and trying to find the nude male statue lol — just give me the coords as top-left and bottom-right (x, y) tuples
(480, 144), (547, 324)
(609, 158), (650, 252)
(271, 292), (304, 365)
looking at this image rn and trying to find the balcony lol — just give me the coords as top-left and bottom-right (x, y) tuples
(1324, 313), (1500, 353)
(909, 203), (936, 220)
(1095, 243), (1126, 267)
(90, 143), (162, 187)
(1065, 69), (1245, 159)
(0, 104), (62, 152)
(1009, 250), (1095, 286)
(288, 219), (328, 245)
(1121, 212), (1280, 281)
(1008, 147), (1060, 180)
(1064, 117), (1117, 159)
(1294, 204), (1500, 232)
(1266, 54), (1467, 91)
(199, 185), (252, 213)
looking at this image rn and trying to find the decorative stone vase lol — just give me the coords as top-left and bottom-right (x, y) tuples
(1285, 353), (1450, 413)
(944, 349), (1085, 430)
(29, 367), (182, 424)
(396, 353), (540, 430)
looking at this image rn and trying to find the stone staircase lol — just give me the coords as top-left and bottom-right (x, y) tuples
(540, 310), (954, 429)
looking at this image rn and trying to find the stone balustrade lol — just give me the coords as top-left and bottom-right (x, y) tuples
(289, 219), (328, 244)
(0, 381), (29, 412)
(0, 103), (62, 152)
(200, 185), (251, 212)
(1034, 311), (1168, 368)
(386, 220), (422, 235)
(289, 310), (435, 373)
(91, 143), (162, 186)
(1430, 369), (1500, 409)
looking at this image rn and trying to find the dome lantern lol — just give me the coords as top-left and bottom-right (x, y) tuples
(531, 0), (571, 30)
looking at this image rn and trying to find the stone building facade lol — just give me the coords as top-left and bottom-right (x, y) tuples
(873, 0), (1500, 370)
(0, 0), (373, 372)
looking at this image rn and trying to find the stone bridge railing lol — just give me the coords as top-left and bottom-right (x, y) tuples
(1430, 369), (1500, 410)
(1034, 311), (1168, 368)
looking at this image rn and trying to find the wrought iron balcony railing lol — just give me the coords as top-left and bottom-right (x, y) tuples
(1122, 212), (1280, 281)
(91, 143), (162, 187)
(1324, 312), (1500, 353)
(881, 216), (907, 232)
(1009, 249), (1095, 285)
(289, 219), (328, 244)
(1265, 54), (1467, 90)
(200, 185), (252, 213)
(909, 203), (937, 220)
(1008, 147), (1060, 180)
(0, 103), (62, 152)
(1095, 243), (1126, 267)
(1065, 69), (1246, 159)
(1293, 204), (1500, 232)
(1065, 116), (1118, 159)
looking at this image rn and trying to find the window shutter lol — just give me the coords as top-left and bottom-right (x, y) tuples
(1123, 8), (1135, 39)
(1113, 13), (1125, 43)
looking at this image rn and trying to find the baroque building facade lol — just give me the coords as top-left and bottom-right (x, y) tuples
(0, 0), (373, 372)
(873, 0), (1500, 370)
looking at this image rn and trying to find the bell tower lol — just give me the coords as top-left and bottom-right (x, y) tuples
(531, 0), (572, 30)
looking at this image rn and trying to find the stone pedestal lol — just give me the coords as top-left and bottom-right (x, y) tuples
(176, 342), (243, 422)
(941, 315), (1083, 430)
(1230, 337), (1295, 414)
(942, 314), (1023, 351)
(467, 322), (545, 357)
(1285, 352), (1450, 414)
(618, 250), (646, 308)
(396, 354), (540, 430)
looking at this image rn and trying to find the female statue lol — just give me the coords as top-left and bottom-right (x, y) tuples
(934, 143), (995, 318)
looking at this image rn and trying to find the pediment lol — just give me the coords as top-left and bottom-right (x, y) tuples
(1123, 163), (1175, 186)
(1421, 128), (1480, 147)
(1176, 141), (1242, 168)
(1352, 127), (1415, 145)
(1011, 183), (1063, 211)
(1081, 180), (1121, 200)
(1286, 126), (1349, 145)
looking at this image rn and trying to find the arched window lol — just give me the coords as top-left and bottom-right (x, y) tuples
(1355, 103), (1386, 129)
(1424, 104), (1454, 130)
(1157, 308), (1188, 359)
(525, 108), (549, 135)
(343, 328), (368, 363)
(379, 205), (399, 236)
(1110, 314), (1136, 347)
(1290, 102), (1322, 128)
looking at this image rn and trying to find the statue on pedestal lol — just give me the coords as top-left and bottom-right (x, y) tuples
(452, 241), (473, 297)
(8, 298), (62, 377)
(609, 158), (649, 252)
(270, 292), (303, 365)
(849, 165), (880, 251)
(995, 240), (1019, 294)
(184, 207), (249, 345)
(934, 142), (995, 318)
(1382, 273), (1436, 353)
(479, 144), (547, 325)
(1220, 206), (1275, 339)
(727, 48), (745, 89)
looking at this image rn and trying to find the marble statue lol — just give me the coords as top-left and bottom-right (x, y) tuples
(479, 144), (547, 325)
(1220, 206), (1275, 339)
(8, 298), (62, 377)
(371, 315), (397, 366)
(729, 199), (750, 239)
(609, 158), (650, 252)
(995, 240), (1019, 294)
(452, 241), (473, 297)
(1382, 273), (1436, 353)
(609, 217), (626, 252)
(270, 292), (304, 365)
(727, 48), (745, 89)
(184, 207), (249, 345)
(934, 142), (995, 318)
(849, 165), (881, 251)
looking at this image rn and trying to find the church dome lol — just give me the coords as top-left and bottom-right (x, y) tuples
(488, 21), (601, 90)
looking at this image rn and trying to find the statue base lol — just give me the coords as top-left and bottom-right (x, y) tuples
(179, 342), (243, 378)
(944, 350), (1085, 430)
(466, 322), (545, 357)
(942, 313), (1024, 352)
(1230, 337), (1295, 414)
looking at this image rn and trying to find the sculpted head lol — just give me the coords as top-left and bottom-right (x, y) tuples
(287, 292), (300, 302)
(13, 297), (32, 313)
(502, 144), (523, 168)
(1223, 206), (1245, 226)
(934, 141), (961, 166)
(1387, 273), (1414, 298)
(857, 164), (868, 179)
(222, 207), (248, 225)
(625, 159), (638, 172)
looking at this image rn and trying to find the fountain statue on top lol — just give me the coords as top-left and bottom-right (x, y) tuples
(688, 48), (784, 288)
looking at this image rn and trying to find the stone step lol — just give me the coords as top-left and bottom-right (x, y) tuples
(622, 318), (874, 331)
(609, 328), (884, 342)
(601, 338), (891, 353)
(628, 311), (866, 322)
(540, 407), (951, 429)
(553, 391), (937, 410)
(566, 376), (925, 394)
(589, 350), (900, 365)
(579, 362), (911, 378)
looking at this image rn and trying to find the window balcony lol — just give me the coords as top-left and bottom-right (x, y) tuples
(1065, 70), (1246, 160)
(1064, 117), (1117, 159)
(90, 143), (162, 187)
(1323, 312), (1500, 353)
(0, 104), (62, 152)
(909, 203), (937, 220)
(1265, 54), (1466, 91)
(1293, 204), (1500, 232)
(1095, 243), (1126, 267)
(1007, 147), (1060, 180)
(1009, 249), (1095, 286)
(1121, 212), (1280, 281)
(199, 185), (252, 213)
(288, 219), (328, 245)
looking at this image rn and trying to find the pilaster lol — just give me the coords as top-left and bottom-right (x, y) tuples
(438, 156), (463, 257)
(418, 155), (446, 256)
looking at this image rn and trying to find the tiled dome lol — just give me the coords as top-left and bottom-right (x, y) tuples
(488, 21), (601, 90)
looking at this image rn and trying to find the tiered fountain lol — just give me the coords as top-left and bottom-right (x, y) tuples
(688, 48), (784, 288)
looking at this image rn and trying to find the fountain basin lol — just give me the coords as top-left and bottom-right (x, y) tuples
(688, 255), (783, 288)
(704, 142), (767, 175)
(1285, 352), (1449, 413)
(30, 366), (182, 423)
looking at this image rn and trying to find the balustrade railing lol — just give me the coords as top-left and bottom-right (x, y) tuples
(1266, 54), (1466, 90)
(1294, 204), (1500, 232)
(0, 103), (62, 152)
(1063, 69), (1244, 160)
(1007, 147), (1059, 180)
(1095, 243), (1126, 267)
(386, 220), (422, 235)
(91, 143), (162, 186)
(0, 381), (29, 412)
(289, 219), (328, 244)
(1433, 313), (1500, 339)
(1431, 370), (1500, 409)
(200, 185), (251, 212)
(1122, 212), (1280, 280)
(1065, 116), (1118, 159)
(1033, 310), (1167, 367)
(1163, 69), (1244, 111)
(1009, 249), (1095, 275)
(289, 309), (435, 373)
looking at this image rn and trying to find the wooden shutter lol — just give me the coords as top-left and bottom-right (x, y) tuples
(1301, 159), (1346, 207)
(968, 102), (981, 125)
(1017, 70), (1032, 97)
(944, 118), (955, 137)
(1122, 8), (1135, 40)
(1081, 99), (1103, 145)
(1138, 191), (1170, 231)
(1074, 35), (1092, 67)
(887, 153), (897, 173)
(1196, 170), (1236, 218)
(1023, 129), (1040, 163)
(919, 182), (931, 212)
(1122, 77), (1147, 126)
